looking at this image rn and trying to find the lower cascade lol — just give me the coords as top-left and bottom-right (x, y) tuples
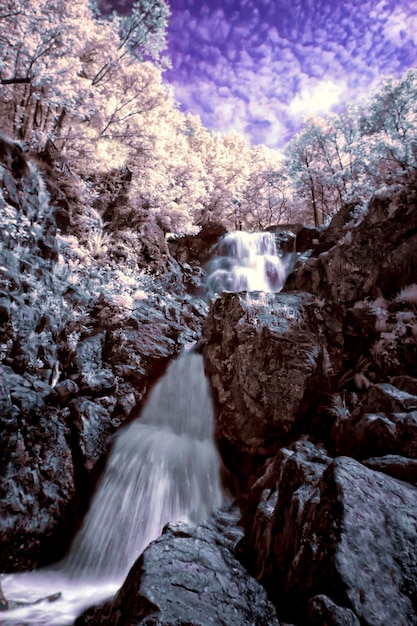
(1, 351), (223, 625)
(206, 230), (289, 297)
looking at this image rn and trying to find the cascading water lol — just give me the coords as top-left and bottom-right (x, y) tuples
(205, 230), (289, 297)
(1, 351), (223, 625)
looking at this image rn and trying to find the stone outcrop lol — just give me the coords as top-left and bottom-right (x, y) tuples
(202, 290), (341, 484)
(75, 507), (279, 626)
(285, 187), (417, 304)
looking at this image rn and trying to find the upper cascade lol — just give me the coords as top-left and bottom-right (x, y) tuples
(205, 231), (289, 297)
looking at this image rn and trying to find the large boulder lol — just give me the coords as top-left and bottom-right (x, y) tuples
(75, 507), (279, 626)
(242, 447), (417, 625)
(283, 456), (417, 625)
(202, 291), (341, 484)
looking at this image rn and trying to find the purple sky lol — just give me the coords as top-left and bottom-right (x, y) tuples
(164, 0), (417, 148)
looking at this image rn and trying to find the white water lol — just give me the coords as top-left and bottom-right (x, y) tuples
(206, 230), (288, 297)
(1, 351), (223, 625)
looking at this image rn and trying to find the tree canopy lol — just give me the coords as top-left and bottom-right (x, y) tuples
(1, 0), (416, 234)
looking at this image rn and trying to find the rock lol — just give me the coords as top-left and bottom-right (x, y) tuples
(73, 334), (106, 375)
(283, 457), (417, 625)
(332, 384), (417, 459)
(80, 368), (116, 396)
(104, 326), (175, 383)
(392, 375), (417, 396)
(139, 219), (172, 274)
(271, 230), (297, 254)
(0, 407), (76, 571)
(168, 222), (226, 267)
(295, 225), (323, 253)
(285, 186), (417, 304)
(75, 507), (279, 626)
(69, 397), (113, 474)
(54, 379), (80, 405)
(203, 291), (336, 484)
(363, 454), (417, 485)
(239, 440), (331, 588)
(0, 295), (11, 322)
(307, 595), (360, 626)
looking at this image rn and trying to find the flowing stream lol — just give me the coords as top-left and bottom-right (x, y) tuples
(1, 351), (223, 625)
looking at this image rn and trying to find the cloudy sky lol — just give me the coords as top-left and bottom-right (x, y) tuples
(164, 0), (417, 148)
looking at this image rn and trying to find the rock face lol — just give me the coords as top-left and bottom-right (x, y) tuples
(285, 456), (417, 626)
(75, 507), (279, 626)
(200, 176), (417, 624)
(285, 187), (417, 304)
(202, 291), (339, 483)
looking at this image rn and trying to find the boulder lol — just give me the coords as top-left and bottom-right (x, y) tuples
(69, 397), (113, 474)
(239, 440), (331, 587)
(363, 454), (417, 485)
(282, 457), (417, 625)
(202, 291), (338, 483)
(75, 507), (279, 626)
(243, 450), (417, 624)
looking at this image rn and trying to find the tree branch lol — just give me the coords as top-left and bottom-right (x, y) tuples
(1, 76), (31, 85)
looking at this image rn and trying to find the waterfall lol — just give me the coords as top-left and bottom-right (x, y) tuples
(206, 230), (288, 297)
(1, 351), (223, 625)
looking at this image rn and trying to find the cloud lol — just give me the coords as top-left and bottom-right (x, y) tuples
(166, 0), (417, 148)
(288, 78), (347, 118)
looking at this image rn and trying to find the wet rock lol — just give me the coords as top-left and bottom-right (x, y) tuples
(392, 375), (417, 396)
(271, 229), (297, 254)
(282, 456), (417, 625)
(203, 291), (335, 483)
(76, 508), (279, 626)
(69, 397), (113, 474)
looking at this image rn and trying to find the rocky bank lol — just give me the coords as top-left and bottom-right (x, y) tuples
(2, 135), (417, 625)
